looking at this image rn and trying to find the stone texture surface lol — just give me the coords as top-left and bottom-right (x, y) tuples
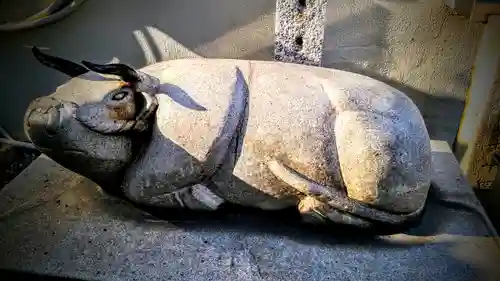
(25, 58), (431, 224)
(466, 62), (500, 189)
(274, 0), (327, 66)
(0, 142), (499, 281)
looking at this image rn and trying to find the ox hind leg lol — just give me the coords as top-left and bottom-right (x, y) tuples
(284, 108), (430, 228)
(267, 159), (425, 228)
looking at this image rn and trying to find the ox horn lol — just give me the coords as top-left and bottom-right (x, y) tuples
(32, 46), (89, 77)
(81, 60), (140, 83)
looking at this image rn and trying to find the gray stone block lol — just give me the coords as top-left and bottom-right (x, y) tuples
(0, 141), (499, 281)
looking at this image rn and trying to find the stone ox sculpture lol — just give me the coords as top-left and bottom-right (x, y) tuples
(24, 47), (432, 228)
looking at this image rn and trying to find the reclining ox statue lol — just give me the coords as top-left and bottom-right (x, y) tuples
(24, 47), (432, 229)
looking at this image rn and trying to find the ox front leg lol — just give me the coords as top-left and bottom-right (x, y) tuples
(123, 181), (225, 211)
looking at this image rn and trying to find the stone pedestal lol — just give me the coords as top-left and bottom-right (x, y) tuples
(1, 141), (499, 281)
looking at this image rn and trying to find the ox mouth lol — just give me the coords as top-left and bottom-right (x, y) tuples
(25, 97), (76, 137)
(24, 97), (87, 154)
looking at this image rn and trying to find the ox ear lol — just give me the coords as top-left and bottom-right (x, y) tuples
(32, 46), (89, 77)
(81, 60), (140, 84)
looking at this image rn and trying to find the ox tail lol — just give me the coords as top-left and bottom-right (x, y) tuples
(267, 160), (426, 227)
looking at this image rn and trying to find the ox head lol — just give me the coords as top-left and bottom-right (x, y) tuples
(24, 47), (159, 195)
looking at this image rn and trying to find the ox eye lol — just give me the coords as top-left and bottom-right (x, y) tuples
(112, 91), (128, 101)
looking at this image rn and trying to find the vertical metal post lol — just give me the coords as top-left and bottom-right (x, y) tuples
(274, 0), (327, 66)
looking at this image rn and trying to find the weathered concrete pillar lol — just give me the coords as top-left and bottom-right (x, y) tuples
(274, 0), (327, 66)
(455, 15), (500, 189)
(444, 0), (500, 22)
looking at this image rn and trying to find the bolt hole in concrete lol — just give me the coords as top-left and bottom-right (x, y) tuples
(295, 36), (304, 50)
(298, 0), (306, 11)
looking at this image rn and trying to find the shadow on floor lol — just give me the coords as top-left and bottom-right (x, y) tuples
(474, 188), (500, 233)
(0, 269), (88, 281)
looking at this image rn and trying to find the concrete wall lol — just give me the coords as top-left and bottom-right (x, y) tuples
(322, 0), (482, 144)
(0, 0), (483, 143)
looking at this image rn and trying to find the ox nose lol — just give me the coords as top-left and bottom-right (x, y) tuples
(25, 97), (65, 135)
(26, 107), (60, 134)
